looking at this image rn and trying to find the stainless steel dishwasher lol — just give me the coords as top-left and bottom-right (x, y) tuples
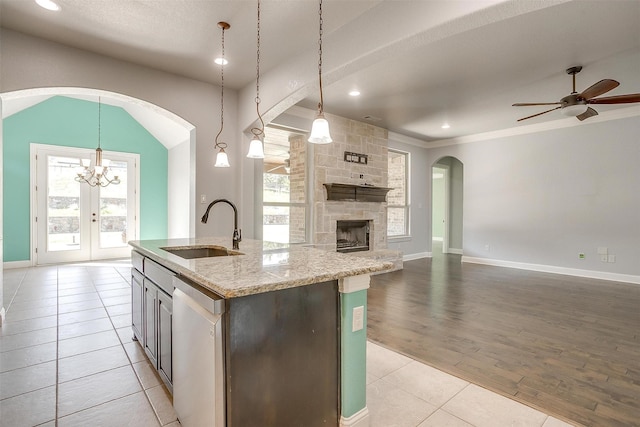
(172, 276), (225, 427)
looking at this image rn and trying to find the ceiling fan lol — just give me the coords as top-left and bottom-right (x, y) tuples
(267, 158), (290, 173)
(513, 66), (640, 122)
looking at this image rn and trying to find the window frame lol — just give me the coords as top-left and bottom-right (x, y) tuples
(387, 148), (410, 239)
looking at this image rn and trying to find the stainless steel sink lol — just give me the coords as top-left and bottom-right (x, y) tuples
(161, 245), (243, 259)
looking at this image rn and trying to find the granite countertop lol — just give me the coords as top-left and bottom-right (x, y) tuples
(129, 237), (393, 298)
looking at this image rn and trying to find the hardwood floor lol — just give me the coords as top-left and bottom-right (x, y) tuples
(367, 247), (640, 427)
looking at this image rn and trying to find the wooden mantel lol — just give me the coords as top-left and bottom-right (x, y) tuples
(323, 183), (392, 202)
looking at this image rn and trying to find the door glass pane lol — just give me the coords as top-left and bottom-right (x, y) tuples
(47, 156), (81, 251)
(99, 159), (128, 248)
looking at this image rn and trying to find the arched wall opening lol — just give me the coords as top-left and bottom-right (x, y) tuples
(431, 156), (464, 255)
(1, 87), (196, 265)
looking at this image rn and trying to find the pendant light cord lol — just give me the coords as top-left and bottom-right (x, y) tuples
(214, 24), (227, 150)
(317, 0), (324, 114)
(251, 0), (265, 138)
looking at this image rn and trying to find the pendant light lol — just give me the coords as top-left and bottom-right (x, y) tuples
(75, 97), (121, 187)
(308, 0), (332, 144)
(247, 0), (266, 159)
(214, 22), (231, 168)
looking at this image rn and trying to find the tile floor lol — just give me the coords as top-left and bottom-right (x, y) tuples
(1, 261), (575, 427)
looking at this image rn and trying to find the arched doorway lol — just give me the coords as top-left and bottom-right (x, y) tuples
(1, 87), (196, 265)
(432, 156), (463, 255)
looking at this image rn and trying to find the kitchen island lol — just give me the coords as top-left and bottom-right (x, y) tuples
(129, 237), (392, 427)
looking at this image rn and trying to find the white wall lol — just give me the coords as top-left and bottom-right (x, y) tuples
(427, 115), (640, 277)
(1, 29), (246, 240)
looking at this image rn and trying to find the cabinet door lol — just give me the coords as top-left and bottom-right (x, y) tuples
(131, 269), (144, 343)
(143, 279), (158, 367)
(158, 290), (173, 389)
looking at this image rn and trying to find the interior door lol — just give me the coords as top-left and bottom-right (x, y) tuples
(35, 145), (137, 264)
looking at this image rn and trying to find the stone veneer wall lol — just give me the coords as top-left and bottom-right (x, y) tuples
(312, 113), (389, 251)
(288, 134), (306, 243)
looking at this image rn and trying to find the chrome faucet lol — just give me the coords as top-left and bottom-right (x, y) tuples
(201, 199), (242, 250)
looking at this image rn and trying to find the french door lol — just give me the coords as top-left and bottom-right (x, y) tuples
(34, 145), (138, 264)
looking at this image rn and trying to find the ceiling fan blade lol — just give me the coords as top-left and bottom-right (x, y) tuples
(517, 106), (562, 122)
(267, 164), (284, 173)
(588, 93), (640, 104)
(576, 107), (598, 121)
(512, 102), (562, 107)
(579, 79), (619, 100)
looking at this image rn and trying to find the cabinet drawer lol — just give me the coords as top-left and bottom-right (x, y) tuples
(144, 258), (175, 295)
(131, 250), (144, 272)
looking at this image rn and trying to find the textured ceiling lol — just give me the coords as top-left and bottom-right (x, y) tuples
(1, 0), (639, 146)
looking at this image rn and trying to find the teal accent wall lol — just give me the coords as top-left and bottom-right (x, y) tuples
(340, 289), (368, 418)
(3, 96), (168, 262)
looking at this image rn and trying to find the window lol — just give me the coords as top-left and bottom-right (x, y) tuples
(387, 149), (409, 237)
(262, 127), (308, 244)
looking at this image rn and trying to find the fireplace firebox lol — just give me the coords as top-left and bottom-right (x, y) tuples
(336, 220), (370, 253)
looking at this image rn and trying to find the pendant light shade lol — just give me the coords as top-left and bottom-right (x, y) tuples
(247, 136), (265, 158)
(214, 21), (231, 168)
(309, 0), (332, 144)
(215, 149), (230, 168)
(247, 0), (266, 159)
(309, 113), (332, 144)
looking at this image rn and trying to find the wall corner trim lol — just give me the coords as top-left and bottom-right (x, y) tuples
(340, 406), (370, 427)
(339, 275), (371, 293)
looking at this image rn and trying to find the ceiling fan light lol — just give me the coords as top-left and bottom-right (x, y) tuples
(215, 150), (230, 168)
(308, 114), (332, 144)
(246, 136), (265, 159)
(561, 103), (589, 117)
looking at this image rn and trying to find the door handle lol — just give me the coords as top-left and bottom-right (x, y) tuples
(92, 213), (97, 222)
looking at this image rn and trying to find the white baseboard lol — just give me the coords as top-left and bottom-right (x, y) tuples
(447, 248), (463, 255)
(4, 260), (32, 269)
(340, 407), (369, 427)
(462, 256), (640, 285)
(404, 252), (431, 261)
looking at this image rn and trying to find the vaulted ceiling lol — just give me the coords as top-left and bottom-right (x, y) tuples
(2, 0), (639, 145)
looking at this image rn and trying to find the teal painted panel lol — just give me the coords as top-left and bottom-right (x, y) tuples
(2, 96), (168, 262)
(340, 289), (368, 418)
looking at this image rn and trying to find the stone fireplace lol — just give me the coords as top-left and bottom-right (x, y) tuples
(307, 113), (403, 271)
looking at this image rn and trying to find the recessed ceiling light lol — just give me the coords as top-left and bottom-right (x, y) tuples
(441, 123), (450, 129)
(214, 58), (228, 66)
(36, 0), (60, 11)
(349, 90), (361, 97)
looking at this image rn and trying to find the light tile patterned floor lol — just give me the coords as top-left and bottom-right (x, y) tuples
(1, 261), (575, 427)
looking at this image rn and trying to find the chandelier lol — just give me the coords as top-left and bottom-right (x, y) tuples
(76, 97), (121, 187)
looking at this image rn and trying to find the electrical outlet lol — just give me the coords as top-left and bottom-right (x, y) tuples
(200, 194), (207, 204)
(578, 253), (585, 259)
(600, 254), (608, 262)
(484, 244), (490, 252)
(608, 255), (616, 263)
(597, 247), (608, 255)
(352, 306), (364, 332)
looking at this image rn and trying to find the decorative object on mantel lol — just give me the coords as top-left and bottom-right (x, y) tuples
(308, 0), (332, 144)
(344, 151), (368, 165)
(324, 183), (392, 202)
(75, 97), (121, 188)
(214, 22), (231, 168)
(246, 0), (266, 159)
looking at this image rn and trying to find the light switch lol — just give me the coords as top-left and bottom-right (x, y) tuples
(200, 194), (207, 204)
(352, 306), (364, 332)
(597, 247), (608, 255)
